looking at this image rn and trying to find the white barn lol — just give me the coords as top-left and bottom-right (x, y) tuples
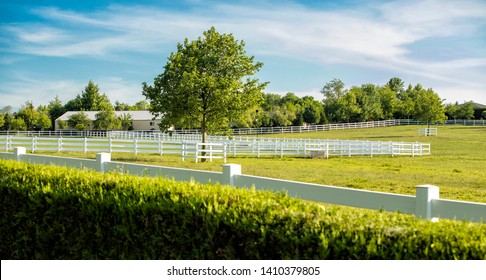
(55, 111), (162, 131)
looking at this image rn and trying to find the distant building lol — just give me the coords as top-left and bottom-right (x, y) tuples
(55, 111), (162, 131)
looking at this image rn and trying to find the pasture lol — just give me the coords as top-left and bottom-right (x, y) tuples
(37, 125), (486, 203)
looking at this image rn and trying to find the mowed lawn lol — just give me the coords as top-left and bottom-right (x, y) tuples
(41, 125), (486, 203)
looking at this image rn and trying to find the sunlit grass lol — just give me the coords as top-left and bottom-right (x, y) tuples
(35, 125), (486, 203)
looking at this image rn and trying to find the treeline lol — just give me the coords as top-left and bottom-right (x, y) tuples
(241, 77), (482, 128)
(1, 78), (483, 132)
(319, 78), (482, 124)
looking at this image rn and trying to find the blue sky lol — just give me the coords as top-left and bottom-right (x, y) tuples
(1, 0), (486, 110)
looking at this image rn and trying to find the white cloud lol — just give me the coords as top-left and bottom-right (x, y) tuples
(0, 76), (83, 110)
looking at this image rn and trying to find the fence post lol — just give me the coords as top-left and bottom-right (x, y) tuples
(223, 143), (227, 163)
(14, 147), (26, 161)
(222, 164), (241, 186)
(415, 185), (439, 221)
(181, 143), (185, 162)
(58, 137), (62, 152)
(96, 152), (111, 173)
(32, 137), (36, 153)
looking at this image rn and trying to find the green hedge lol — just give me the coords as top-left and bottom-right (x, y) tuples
(0, 159), (485, 259)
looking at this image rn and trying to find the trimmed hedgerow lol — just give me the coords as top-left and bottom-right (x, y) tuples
(0, 159), (485, 259)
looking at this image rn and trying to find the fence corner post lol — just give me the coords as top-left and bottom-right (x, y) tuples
(415, 185), (439, 221)
(96, 152), (111, 173)
(14, 147), (26, 161)
(222, 164), (241, 186)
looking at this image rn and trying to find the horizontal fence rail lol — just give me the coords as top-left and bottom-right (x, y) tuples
(0, 135), (431, 160)
(396, 119), (486, 126)
(1, 148), (484, 223)
(0, 119), (483, 139)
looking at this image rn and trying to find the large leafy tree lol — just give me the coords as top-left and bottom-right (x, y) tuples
(413, 87), (447, 128)
(143, 27), (267, 145)
(321, 78), (351, 122)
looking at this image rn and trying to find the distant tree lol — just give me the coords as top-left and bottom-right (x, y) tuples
(10, 118), (27, 131)
(354, 84), (384, 121)
(143, 27), (267, 148)
(482, 110), (486, 119)
(93, 108), (121, 130)
(395, 84), (417, 119)
(445, 102), (459, 119)
(301, 96), (322, 124)
(386, 77), (405, 98)
(67, 111), (91, 131)
(118, 113), (133, 130)
(133, 100), (150, 110)
(1, 113), (13, 130)
(378, 86), (398, 119)
(282, 92), (301, 105)
(65, 80), (113, 111)
(321, 78), (346, 101)
(15, 101), (38, 130)
(0, 106), (12, 115)
(36, 114), (52, 130)
(14, 101), (51, 130)
(413, 88), (447, 128)
(456, 101), (475, 119)
(57, 120), (67, 130)
(321, 78), (348, 122)
(0, 114), (4, 129)
(48, 96), (66, 130)
(114, 101), (131, 111)
(336, 89), (361, 122)
(269, 107), (293, 127)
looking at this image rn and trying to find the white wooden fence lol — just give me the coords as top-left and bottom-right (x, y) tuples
(1, 147), (484, 223)
(418, 128), (438, 136)
(181, 143), (227, 163)
(0, 135), (431, 160)
(396, 119), (486, 126)
(0, 119), (483, 140)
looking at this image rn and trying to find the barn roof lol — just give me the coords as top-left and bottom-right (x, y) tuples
(56, 111), (161, 121)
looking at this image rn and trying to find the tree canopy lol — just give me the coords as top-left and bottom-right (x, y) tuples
(65, 80), (113, 111)
(67, 112), (91, 131)
(143, 27), (267, 143)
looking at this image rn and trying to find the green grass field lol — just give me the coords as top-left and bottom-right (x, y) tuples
(37, 125), (486, 203)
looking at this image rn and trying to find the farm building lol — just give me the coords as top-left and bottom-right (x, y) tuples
(55, 110), (162, 131)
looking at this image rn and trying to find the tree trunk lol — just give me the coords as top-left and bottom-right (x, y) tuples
(201, 116), (207, 162)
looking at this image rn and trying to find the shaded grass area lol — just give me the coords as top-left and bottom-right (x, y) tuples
(36, 125), (486, 203)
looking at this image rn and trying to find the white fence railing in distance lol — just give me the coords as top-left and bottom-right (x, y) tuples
(1, 148), (484, 223)
(418, 128), (438, 136)
(396, 119), (486, 126)
(1, 119), (484, 139)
